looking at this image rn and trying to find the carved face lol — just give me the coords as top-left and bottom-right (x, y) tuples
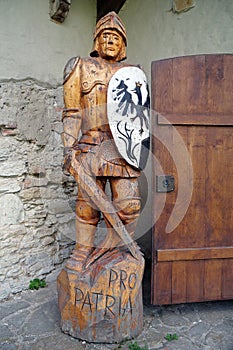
(97, 29), (124, 62)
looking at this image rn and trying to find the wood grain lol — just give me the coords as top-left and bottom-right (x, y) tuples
(152, 54), (233, 305)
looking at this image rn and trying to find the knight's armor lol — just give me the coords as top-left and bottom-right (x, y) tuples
(62, 56), (140, 178)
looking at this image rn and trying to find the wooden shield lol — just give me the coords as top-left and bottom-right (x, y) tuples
(107, 66), (150, 169)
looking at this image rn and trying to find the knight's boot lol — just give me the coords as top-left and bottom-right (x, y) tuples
(99, 197), (141, 251)
(106, 197), (141, 251)
(66, 220), (96, 272)
(85, 216), (139, 268)
(85, 221), (115, 268)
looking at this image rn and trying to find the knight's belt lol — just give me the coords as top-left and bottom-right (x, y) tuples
(72, 130), (112, 150)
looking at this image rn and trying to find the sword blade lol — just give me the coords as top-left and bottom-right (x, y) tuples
(69, 153), (140, 259)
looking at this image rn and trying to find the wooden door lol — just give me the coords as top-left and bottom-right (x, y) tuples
(151, 54), (233, 305)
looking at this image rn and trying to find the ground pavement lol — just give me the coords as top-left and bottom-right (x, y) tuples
(0, 269), (233, 350)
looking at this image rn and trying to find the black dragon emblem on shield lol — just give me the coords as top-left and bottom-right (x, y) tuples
(112, 77), (150, 169)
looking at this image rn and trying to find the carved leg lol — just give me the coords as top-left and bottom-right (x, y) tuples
(66, 182), (102, 271)
(86, 177), (141, 264)
(107, 177), (140, 249)
(66, 220), (97, 271)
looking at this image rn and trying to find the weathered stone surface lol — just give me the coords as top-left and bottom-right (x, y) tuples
(0, 194), (24, 225)
(17, 88), (51, 146)
(22, 175), (48, 189)
(0, 135), (20, 150)
(0, 84), (18, 126)
(57, 249), (145, 343)
(0, 80), (75, 301)
(0, 160), (26, 177)
(41, 236), (55, 246)
(19, 187), (41, 201)
(0, 283), (12, 300)
(47, 199), (72, 215)
(0, 178), (21, 194)
(57, 222), (76, 241)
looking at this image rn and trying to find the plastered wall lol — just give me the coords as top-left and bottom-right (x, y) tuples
(120, 0), (233, 80)
(0, 0), (95, 84)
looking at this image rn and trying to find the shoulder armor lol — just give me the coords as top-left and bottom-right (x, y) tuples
(63, 56), (80, 84)
(80, 57), (108, 93)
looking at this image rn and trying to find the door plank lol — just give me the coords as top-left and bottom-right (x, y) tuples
(223, 55), (233, 113)
(222, 130), (233, 245)
(186, 261), (205, 302)
(172, 55), (206, 114)
(204, 260), (222, 301)
(222, 259), (233, 299)
(186, 126), (206, 244)
(206, 55), (225, 114)
(152, 59), (173, 113)
(171, 262), (187, 304)
(157, 247), (233, 262)
(152, 126), (177, 248)
(152, 262), (172, 305)
(202, 125), (233, 248)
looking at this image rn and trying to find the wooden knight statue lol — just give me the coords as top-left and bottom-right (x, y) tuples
(57, 12), (150, 343)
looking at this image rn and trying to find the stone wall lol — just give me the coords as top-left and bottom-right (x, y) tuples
(0, 79), (76, 300)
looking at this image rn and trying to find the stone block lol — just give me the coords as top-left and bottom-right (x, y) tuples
(0, 178), (21, 194)
(46, 168), (63, 184)
(0, 137), (23, 159)
(19, 187), (41, 201)
(57, 223), (75, 241)
(0, 224), (25, 240)
(47, 199), (72, 215)
(36, 226), (55, 238)
(41, 236), (55, 246)
(0, 282), (11, 300)
(57, 213), (74, 224)
(0, 160), (26, 177)
(17, 95), (50, 146)
(0, 194), (24, 225)
(22, 175), (48, 189)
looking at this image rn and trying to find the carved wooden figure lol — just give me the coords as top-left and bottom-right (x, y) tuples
(57, 12), (150, 343)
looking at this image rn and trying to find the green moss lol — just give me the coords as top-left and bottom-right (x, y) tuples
(29, 278), (46, 290)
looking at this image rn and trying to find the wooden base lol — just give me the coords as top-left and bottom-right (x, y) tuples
(57, 248), (145, 343)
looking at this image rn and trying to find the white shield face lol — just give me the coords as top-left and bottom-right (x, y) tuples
(107, 66), (150, 169)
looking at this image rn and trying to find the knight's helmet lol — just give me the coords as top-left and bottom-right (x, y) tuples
(90, 11), (127, 61)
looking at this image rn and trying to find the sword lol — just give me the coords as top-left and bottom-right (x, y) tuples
(68, 151), (141, 261)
